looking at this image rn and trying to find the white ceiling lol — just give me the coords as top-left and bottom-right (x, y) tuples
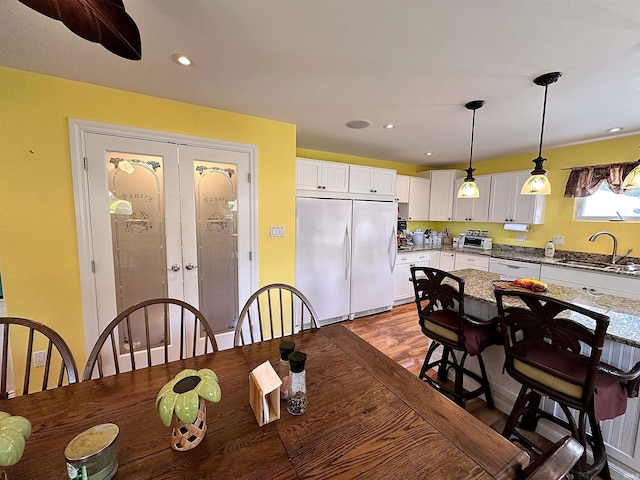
(2, 1), (640, 167)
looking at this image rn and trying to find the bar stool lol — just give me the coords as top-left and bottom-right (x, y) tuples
(410, 267), (495, 408)
(494, 288), (640, 480)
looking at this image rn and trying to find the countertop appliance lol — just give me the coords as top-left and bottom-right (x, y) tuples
(296, 197), (396, 325)
(459, 234), (493, 250)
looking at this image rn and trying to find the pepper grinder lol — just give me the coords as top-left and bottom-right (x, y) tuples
(278, 340), (295, 400)
(287, 351), (307, 415)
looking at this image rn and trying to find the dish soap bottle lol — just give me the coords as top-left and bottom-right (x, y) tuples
(545, 239), (555, 258)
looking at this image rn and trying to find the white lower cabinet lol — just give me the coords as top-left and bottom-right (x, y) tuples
(439, 251), (456, 272)
(394, 251), (440, 304)
(540, 265), (640, 300)
(454, 252), (490, 272)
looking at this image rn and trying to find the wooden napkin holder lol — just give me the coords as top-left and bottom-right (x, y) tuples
(249, 361), (282, 426)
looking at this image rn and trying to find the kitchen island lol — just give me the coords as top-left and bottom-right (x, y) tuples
(449, 269), (640, 479)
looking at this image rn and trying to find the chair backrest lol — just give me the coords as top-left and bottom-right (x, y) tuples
(494, 289), (609, 408)
(83, 298), (218, 381)
(234, 284), (319, 346)
(410, 267), (466, 339)
(0, 317), (78, 398)
(517, 436), (584, 480)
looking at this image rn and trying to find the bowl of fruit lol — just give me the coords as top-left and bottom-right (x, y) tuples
(512, 277), (548, 292)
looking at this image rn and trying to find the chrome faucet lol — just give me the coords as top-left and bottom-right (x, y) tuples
(588, 231), (633, 264)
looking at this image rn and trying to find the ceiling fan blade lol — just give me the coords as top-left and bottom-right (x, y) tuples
(18, 0), (142, 60)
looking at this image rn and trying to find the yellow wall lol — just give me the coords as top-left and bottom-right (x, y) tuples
(0, 67), (296, 369)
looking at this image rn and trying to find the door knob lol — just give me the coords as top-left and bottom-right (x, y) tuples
(168, 264), (180, 272)
(185, 263), (198, 270)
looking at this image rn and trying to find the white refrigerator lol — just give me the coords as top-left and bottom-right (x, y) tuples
(296, 197), (396, 324)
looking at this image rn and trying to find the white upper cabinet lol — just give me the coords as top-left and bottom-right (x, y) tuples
(407, 177), (430, 220)
(296, 158), (349, 193)
(395, 175), (410, 203)
(452, 175), (492, 222)
(349, 165), (396, 197)
(428, 170), (464, 221)
(487, 170), (546, 224)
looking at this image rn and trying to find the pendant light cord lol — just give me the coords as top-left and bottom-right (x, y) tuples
(469, 108), (477, 170)
(538, 84), (549, 158)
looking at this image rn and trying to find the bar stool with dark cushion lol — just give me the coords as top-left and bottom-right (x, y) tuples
(410, 267), (495, 408)
(494, 288), (640, 480)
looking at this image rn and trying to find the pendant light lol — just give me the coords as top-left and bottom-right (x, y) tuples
(622, 159), (640, 190)
(521, 72), (562, 195)
(457, 100), (485, 199)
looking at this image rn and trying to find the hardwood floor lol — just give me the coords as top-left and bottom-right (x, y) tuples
(342, 302), (508, 432)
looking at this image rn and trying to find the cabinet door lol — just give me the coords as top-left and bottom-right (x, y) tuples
(372, 169), (396, 196)
(454, 253), (489, 271)
(439, 251), (456, 272)
(396, 176), (410, 203)
(408, 177), (430, 220)
(296, 158), (323, 191)
(510, 170), (546, 224)
(470, 175), (492, 222)
(429, 170), (460, 221)
(487, 172), (514, 222)
(452, 178), (473, 221)
(349, 166), (375, 194)
(321, 162), (349, 193)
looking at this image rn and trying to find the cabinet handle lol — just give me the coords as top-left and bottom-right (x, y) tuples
(317, 186), (322, 189)
(322, 186), (326, 189)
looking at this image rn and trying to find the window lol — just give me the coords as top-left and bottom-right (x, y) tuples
(575, 182), (640, 221)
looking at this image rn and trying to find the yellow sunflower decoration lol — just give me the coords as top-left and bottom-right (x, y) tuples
(156, 369), (221, 427)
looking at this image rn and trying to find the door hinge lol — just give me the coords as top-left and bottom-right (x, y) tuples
(249, 251), (252, 261)
(247, 172), (251, 183)
(83, 157), (88, 171)
(91, 260), (96, 273)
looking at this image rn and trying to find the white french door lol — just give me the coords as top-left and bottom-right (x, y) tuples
(70, 121), (256, 370)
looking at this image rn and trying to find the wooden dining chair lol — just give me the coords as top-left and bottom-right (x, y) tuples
(234, 283), (319, 346)
(0, 317), (78, 398)
(409, 267), (495, 408)
(83, 298), (218, 380)
(494, 288), (640, 480)
(516, 436), (584, 480)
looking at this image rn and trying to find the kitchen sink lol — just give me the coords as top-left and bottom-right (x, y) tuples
(604, 263), (637, 272)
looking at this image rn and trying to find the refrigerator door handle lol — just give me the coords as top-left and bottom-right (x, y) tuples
(344, 225), (351, 281)
(389, 226), (397, 272)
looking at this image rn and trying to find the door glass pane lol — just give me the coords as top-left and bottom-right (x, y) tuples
(107, 152), (168, 352)
(194, 161), (238, 333)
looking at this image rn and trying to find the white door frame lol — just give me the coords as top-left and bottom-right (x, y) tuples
(69, 119), (259, 355)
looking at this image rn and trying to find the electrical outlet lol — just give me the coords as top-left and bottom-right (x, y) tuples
(33, 351), (47, 368)
(516, 234), (526, 242)
(552, 236), (564, 245)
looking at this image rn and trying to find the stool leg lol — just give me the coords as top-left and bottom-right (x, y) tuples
(419, 340), (440, 380)
(476, 353), (494, 409)
(438, 346), (451, 380)
(518, 391), (541, 431)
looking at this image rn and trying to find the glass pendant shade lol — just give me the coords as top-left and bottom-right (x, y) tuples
(521, 72), (561, 196)
(458, 179), (479, 198)
(622, 162), (640, 190)
(521, 173), (551, 195)
(457, 100), (485, 198)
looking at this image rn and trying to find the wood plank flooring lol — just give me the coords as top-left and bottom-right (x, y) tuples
(342, 302), (508, 432)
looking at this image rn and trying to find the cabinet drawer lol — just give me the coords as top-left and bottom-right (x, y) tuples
(454, 253), (490, 271)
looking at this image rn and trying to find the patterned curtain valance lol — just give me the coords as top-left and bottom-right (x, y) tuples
(563, 162), (637, 198)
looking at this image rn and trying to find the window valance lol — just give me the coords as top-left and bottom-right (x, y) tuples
(563, 162), (637, 197)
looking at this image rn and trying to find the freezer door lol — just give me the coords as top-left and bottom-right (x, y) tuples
(296, 198), (352, 322)
(350, 201), (396, 316)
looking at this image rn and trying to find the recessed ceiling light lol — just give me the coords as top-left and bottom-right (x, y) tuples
(424, 152), (433, 156)
(172, 54), (195, 67)
(383, 124), (395, 129)
(345, 120), (372, 129)
(607, 127), (623, 133)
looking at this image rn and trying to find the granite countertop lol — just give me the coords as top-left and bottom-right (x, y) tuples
(399, 244), (640, 278)
(452, 268), (640, 348)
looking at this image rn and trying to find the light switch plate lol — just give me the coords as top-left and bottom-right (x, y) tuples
(270, 226), (285, 237)
(552, 236), (564, 245)
(516, 234), (526, 242)
(33, 351), (46, 367)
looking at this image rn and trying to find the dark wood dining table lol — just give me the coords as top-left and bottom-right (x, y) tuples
(0, 324), (528, 479)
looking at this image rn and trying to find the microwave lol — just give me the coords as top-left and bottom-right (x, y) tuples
(460, 235), (493, 250)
